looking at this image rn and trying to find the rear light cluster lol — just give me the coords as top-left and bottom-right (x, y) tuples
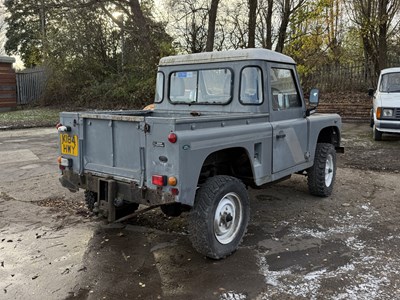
(56, 123), (72, 132)
(151, 131), (179, 194)
(57, 156), (72, 170)
(152, 175), (167, 186)
(152, 175), (179, 195)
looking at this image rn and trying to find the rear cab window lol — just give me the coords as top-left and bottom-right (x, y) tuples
(169, 68), (232, 104)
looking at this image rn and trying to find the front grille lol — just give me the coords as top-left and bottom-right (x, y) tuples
(395, 108), (400, 120)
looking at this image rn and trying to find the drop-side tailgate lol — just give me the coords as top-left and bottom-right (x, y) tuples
(80, 113), (146, 180)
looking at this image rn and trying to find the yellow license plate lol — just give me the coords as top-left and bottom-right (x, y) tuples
(60, 134), (78, 156)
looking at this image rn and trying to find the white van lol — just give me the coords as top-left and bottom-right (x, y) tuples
(370, 67), (400, 140)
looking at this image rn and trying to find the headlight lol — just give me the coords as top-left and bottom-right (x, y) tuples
(383, 108), (394, 117)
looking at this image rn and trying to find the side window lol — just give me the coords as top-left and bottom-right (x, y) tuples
(155, 72), (164, 103)
(270, 68), (301, 110)
(240, 67), (263, 104)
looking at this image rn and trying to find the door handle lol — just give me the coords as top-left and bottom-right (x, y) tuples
(276, 132), (286, 139)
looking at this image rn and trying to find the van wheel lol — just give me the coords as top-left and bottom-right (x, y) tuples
(373, 125), (382, 141)
(307, 143), (336, 197)
(369, 109), (374, 128)
(188, 176), (250, 259)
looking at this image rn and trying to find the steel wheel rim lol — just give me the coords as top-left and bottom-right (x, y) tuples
(214, 192), (242, 245)
(325, 154), (334, 187)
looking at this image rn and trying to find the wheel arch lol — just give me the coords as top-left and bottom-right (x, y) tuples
(198, 147), (255, 186)
(317, 126), (341, 148)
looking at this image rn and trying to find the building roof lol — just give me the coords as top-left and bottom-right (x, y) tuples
(0, 56), (16, 64)
(159, 48), (295, 66)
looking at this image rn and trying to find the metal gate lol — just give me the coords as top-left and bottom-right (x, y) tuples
(16, 68), (46, 105)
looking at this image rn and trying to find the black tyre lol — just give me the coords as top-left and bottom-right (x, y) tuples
(84, 190), (97, 211)
(370, 109), (374, 128)
(161, 203), (183, 217)
(116, 203), (139, 219)
(307, 143), (336, 197)
(188, 175), (250, 259)
(373, 124), (382, 141)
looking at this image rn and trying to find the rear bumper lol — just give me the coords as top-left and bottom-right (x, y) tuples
(60, 170), (177, 206)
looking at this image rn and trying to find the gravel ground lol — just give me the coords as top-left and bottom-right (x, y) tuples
(0, 122), (399, 300)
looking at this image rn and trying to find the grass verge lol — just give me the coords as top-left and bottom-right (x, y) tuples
(0, 107), (60, 129)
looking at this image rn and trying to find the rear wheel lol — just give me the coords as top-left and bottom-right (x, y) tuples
(307, 143), (336, 197)
(188, 175), (250, 259)
(84, 190), (97, 211)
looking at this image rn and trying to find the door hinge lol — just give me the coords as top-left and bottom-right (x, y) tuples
(138, 122), (151, 133)
(144, 123), (150, 133)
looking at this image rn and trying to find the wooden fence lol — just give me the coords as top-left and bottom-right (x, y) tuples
(0, 56), (17, 110)
(16, 68), (46, 105)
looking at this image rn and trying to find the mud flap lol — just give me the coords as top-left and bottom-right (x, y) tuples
(97, 179), (117, 222)
(59, 177), (78, 193)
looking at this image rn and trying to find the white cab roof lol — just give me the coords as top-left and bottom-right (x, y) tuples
(159, 48), (295, 66)
(381, 67), (400, 74)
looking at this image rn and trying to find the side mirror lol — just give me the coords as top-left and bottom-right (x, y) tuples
(368, 88), (375, 97)
(309, 88), (319, 105)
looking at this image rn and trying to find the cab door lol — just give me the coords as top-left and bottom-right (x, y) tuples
(268, 64), (309, 174)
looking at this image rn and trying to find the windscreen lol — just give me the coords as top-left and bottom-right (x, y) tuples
(380, 72), (400, 92)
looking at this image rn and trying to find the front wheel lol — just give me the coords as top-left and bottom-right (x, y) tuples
(373, 124), (382, 141)
(370, 109), (374, 128)
(188, 176), (250, 259)
(307, 143), (336, 197)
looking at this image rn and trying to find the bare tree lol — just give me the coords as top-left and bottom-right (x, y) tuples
(350, 0), (400, 75)
(205, 0), (220, 51)
(257, 0), (274, 49)
(248, 0), (257, 48)
(275, 0), (306, 53)
(166, 0), (209, 53)
(325, 0), (344, 64)
(224, 1), (248, 49)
